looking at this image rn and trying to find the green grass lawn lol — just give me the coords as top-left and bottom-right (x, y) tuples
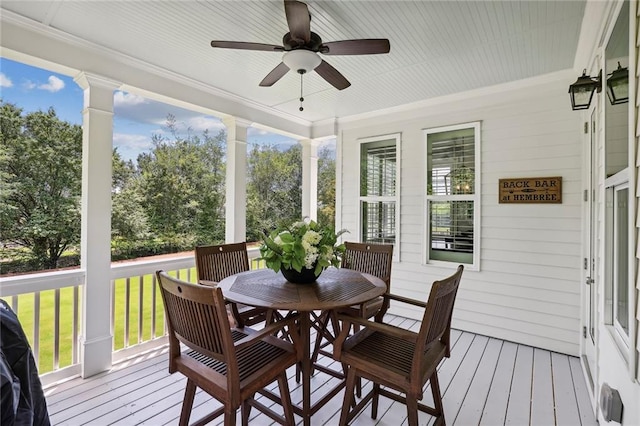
(11, 268), (196, 374)
(12, 287), (79, 373)
(11, 261), (268, 375)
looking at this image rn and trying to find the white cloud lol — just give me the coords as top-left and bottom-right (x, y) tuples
(185, 116), (226, 133)
(114, 94), (224, 138)
(0, 73), (13, 88)
(248, 128), (269, 136)
(22, 80), (36, 90)
(114, 91), (146, 107)
(38, 75), (65, 93)
(113, 133), (154, 162)
(318, 138), (337, 149)
(113, 133), (153, 151)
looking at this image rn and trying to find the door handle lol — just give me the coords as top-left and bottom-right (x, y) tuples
(585, 277), (594, 285)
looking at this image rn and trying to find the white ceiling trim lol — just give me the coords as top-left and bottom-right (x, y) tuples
(337, 69), (576, 126)
(0, 9), (315, 134)
(0, 0), (589, 135)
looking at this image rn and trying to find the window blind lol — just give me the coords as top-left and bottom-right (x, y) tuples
(362, 143), (396, 197)
(428, 134), (475, 195)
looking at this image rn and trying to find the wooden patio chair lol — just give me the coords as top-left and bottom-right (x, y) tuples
(156, 271), (302, 426)
(195, 242), (268, 327)
(309, 242), (393, 383)
(334, 265), (464, 426)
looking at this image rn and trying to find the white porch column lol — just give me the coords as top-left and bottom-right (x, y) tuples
(74, 73), (120, 378)
(223, 117), (250, 243)
(300, 139), (319, 221)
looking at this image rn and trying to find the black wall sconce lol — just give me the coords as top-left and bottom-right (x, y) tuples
(568, 69), (602, 110)
(606, 62), (629, 105)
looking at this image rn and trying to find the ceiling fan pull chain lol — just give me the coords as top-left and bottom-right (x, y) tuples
(299, 70), (305, 111)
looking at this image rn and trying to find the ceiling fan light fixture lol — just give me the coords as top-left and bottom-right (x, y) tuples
(282, 50), (321, 73)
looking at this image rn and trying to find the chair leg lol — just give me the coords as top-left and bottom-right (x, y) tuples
(371, 383), (380, 419)
(310, 310), (330, 375)
(277, 372), (295, 425)
(179, 379), (197, 426)
(352, 322), (362, 398)
(229, 303), (244, 328)
(328, 310), (341, 348)
(339, 367), (357, 426)
(406, 395), (419, 426)
(241, 394), (254, 426)
(430, 371), (445, 424)
(224, 404), (237, 426)
(266, 309), (286, 337)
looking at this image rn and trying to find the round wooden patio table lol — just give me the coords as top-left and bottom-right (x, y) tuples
(218, 267), (386, 426)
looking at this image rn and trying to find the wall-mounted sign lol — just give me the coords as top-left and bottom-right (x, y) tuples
(499, 176), (562, 204)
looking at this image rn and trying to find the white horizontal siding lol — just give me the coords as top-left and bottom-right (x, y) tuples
(339, 74), (583, 355)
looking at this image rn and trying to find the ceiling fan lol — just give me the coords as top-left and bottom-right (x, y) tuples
(210, 0), (390, 92)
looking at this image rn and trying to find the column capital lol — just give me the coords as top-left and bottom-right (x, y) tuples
(74, 72), (121, 91)
(222, 116), (253, 129)
(299, 139), (321, 148)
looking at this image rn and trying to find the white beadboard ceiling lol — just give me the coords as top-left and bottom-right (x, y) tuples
(1, 0), (586, 124)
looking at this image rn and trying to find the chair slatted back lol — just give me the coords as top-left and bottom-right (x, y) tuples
(195, 242), (250, 284)
(416, 265), (464, 359)
(342, 242), (394, 291)
(156, 271), (237, 370)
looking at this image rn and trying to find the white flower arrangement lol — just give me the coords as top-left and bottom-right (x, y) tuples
(260, 218), (348, 276)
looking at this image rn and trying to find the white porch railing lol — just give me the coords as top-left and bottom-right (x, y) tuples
(0, 246), (263, 386)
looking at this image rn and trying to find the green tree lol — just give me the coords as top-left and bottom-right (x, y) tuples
(111, 149), (149, 241)
(246, 143), (302, 241)
(0, 101), (82, 269)
(137, 116), (226, 248)
(317, 145), (336, 229)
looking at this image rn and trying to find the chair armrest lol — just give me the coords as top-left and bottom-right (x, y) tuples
(234, 313), (301, 351)
(337, 313), (417, 343)
(339, 315), (418, 342)
(334, 314), (417, 359)
(383, 293), (427, 309)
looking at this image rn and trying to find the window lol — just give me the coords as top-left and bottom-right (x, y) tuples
(359, 134), (400, 247)
(605, 178), (630, 350)
(425, 122), (480, 267)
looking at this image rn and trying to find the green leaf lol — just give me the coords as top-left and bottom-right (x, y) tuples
(279, 232), (294, 243)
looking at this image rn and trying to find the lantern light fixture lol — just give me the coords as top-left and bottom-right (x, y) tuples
(606, 62), (629, 105)
(568, 69), (602, 110)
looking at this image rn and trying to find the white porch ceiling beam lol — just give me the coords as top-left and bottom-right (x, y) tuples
(0, 11), (315, 141)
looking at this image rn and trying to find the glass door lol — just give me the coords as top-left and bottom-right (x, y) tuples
(582, 106), (597, 390)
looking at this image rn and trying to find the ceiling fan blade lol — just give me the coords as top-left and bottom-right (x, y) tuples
(315, 60), (350, 90)
(211, 40), (284, 52)
(284, 0), (311, 44)
(321, 39), (390, 55)
(260, 62), (290, 87)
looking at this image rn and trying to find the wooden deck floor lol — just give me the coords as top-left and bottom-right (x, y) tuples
(44, 315), (597, 425)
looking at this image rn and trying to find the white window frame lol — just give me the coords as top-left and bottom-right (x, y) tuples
(357, 133), (401, 259)
(604, 168), (631, 358)
(423, 122), (481, 270)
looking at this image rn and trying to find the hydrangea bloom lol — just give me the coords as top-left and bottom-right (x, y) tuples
(260, 218), (348, 277)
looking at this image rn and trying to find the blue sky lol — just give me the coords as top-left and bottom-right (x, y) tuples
(0, 57), (325, 162)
